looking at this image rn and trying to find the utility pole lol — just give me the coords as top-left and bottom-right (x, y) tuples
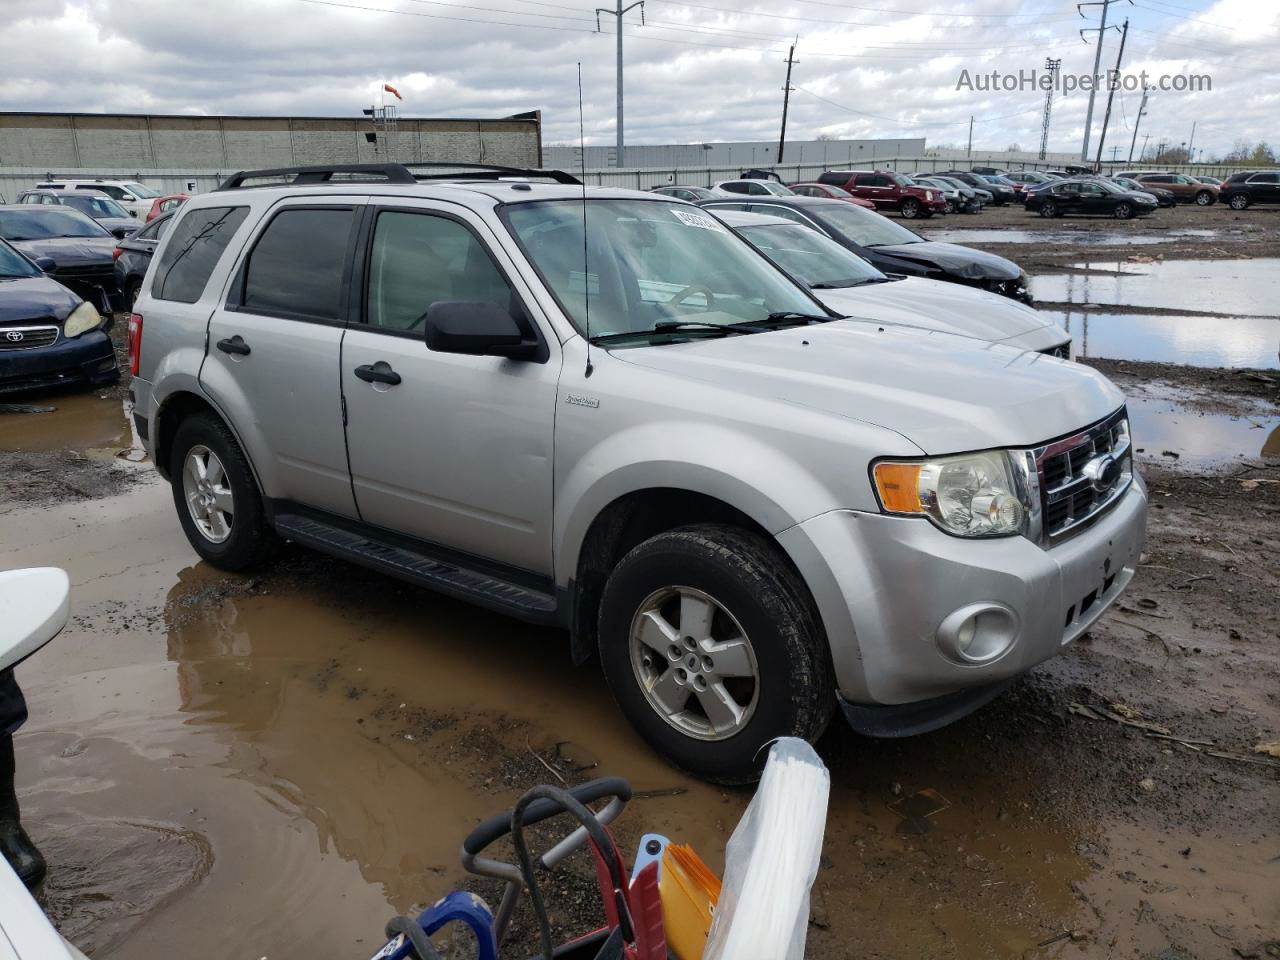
(1110, 145), (1120, 163)
(777, 41), (798, 164)
(1127, 84), (1148, 163)
(1039, 57), (1062, 160)
(967, 115), (974, 158)
(1077, 0), (1126, 162)
(1186, 121), (1196, 164)
(595, 0), (645, 168)
(1093, 17), (1128, 171)
(1140, 132), (1150, 161)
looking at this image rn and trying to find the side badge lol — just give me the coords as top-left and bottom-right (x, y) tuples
(565, 393), (600, 409)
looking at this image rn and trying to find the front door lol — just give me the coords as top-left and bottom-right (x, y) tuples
(340, 201), (560, 575)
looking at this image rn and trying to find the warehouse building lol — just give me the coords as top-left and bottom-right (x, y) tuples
(544, 138), (927, 170)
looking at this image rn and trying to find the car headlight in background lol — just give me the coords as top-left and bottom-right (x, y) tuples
(62, 301), (104, 338)
(873, 451), (1028, 538)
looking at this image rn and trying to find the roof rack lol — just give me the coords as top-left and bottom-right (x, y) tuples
(215, 162), (582, 192)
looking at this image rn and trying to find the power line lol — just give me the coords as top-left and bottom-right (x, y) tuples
(644, 0), (1077, 29)
(670, 0), (1085, 20)
(794, 86), (1043, 128)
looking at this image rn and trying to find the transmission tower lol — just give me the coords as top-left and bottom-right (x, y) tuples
(1039, 58), (1061, 160)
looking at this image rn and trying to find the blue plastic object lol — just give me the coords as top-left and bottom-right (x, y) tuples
(368, 891), (497, 960)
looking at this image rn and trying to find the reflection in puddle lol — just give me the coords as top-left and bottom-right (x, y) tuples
(1128, 396), (1280, 466)
(925, 228), (1220, 246)
(1040, 309), (1280, 368)
(1034, 258), (1280, 316)
(0, 392), (130, 453)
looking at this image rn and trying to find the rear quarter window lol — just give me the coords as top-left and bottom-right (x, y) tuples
(152, 205), (250, 304)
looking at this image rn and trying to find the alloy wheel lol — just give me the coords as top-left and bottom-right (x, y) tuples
(182, 445), (234, 543)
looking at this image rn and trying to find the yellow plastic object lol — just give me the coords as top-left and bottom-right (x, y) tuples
(659, 844), (720, 960)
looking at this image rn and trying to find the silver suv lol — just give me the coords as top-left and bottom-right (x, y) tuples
(129, 163), (1148, 783)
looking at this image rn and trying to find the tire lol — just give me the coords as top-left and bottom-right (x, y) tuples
(597, 524), (835, 784)
(1039, 200), (1057, 218)
(126, 280), (141, 311)
(944, 199), (955, 214)
(169, 412), (277, 571)
(1229, 193), (1250, 210)
(1195, 190), (1214, 206)
(900, 198), (921, 219)
(1113, 202), (1133, 220)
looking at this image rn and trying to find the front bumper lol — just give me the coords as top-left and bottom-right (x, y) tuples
(778, 476), (1147, 708)
(0, 330), (118, 395)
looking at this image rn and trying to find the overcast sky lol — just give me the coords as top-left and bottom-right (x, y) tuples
(0, 0), (1274, 160)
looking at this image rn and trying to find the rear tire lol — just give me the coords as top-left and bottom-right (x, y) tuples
(597, 525), (835, 784)
(1195, 190), (1214, 206)
(169, 413), (277, 572)
(126, 280), (141, 311)
(1039, 200), (1058, 218)
(900, 198), (921, 219)
(1229, 193), (1250, 210)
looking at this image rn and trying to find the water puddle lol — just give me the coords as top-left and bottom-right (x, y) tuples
(1128, 395), (1280, 466)
(1033, 258), (1280, 317)
(1040, 309), (1280, 368)
(925, 228), (1220, 246)
(0, 392), (130, 453)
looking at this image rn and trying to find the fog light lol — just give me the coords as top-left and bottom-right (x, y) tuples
(936, 602), (1018, 664)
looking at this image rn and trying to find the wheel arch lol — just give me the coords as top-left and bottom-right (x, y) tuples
(153, 389), (264, 498)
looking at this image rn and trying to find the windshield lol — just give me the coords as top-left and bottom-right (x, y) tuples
(760, 182), (795, 196)
(61, 194), (131, 219)
(503, 199), (824, 340)
(737, 223), (885, 288)
(1094, 179), (1125, 194)
(0, 240), (40, 278)
(123, 181), (159, 198)
(0, 207), (110, 240)
(811, 202), (922, 247)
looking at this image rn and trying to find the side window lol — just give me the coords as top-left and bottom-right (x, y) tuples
(747, 182), (769, 195)
(721, 182), (749, 195)
(152, 205), (250, 304)
(366, 210), (517, 334)
(755, 205), (817, 229)
(705, 202), (747, 213)
(817, 172), (844, 186)
(238, 207), (355, 322)
(1252, 173), (1278, 184)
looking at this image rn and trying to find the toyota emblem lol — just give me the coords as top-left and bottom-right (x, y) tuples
(4, 330), (23, 342)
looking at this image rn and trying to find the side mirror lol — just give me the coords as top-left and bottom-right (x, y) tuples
(424, 301), (538, 360)
(34, 256), (56, 272)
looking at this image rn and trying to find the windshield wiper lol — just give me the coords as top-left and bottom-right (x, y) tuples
(811, 278), (892, 289)
(760, 311), (833, 325)
(590, 320), (747, 345)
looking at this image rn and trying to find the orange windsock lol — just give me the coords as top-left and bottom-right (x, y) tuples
(383, 83), (403, 100)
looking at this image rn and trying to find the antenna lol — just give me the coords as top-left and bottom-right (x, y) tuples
(578, 62), (593, 378)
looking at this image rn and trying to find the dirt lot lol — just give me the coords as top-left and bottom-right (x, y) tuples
(1, 212), (1278, 960)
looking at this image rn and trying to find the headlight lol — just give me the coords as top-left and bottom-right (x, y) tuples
(63, 301), (104, 338)
(873, 451), (1028, 538)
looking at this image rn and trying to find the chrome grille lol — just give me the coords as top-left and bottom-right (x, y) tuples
(0, 325), (59, 350)
(1034, 408), (1131, 541)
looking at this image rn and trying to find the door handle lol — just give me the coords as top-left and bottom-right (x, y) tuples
(216, 335), (251, 356)
(354, 361), (402, 386)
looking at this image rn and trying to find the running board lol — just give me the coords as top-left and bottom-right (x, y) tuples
(274, 512), (559, 623)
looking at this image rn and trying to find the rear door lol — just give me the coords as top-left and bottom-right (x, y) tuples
(199, 198), (364, 518)
(1250, 173), (1280, 203)
(852, 174), (891, 207)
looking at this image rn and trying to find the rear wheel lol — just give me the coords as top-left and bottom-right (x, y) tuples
(126, 280), (142, 311)
(598, 525), (835, 783)
(900, 198), (921, 219)
(1195, 190), (1214, 206)
(1113, 202), (1133, 220)
(1039, 200), (1058, 218)
(1229, 193), (1250, 210)
(169, 413), (277, 571)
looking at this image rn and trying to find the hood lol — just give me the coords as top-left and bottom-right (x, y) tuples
(8, 237), (116, 267)
(1117, 190), (1159, 203)
(0, 274), (80, 323)
(612, 322), (1122, 454)
(813, 276), (1061, 346)
(867, 241), (1021, 281)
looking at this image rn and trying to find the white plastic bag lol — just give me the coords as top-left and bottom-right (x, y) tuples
(701, 738), (830, 960)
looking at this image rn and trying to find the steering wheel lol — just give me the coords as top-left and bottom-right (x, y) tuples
(668, 283), (718, 312)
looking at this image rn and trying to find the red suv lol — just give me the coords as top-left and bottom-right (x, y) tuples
(817, 169), (947, 219)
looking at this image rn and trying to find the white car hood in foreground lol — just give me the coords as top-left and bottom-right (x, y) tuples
(813, 275), (1065, 350)
(615, 321), (1122, 455)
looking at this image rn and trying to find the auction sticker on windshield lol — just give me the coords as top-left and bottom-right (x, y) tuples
(671, 208), (724, 231)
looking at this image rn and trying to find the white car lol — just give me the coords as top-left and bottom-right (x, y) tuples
(712, 179), (796, 198)
(716, 209), (1069, 355)
(31, 179), (160, 219)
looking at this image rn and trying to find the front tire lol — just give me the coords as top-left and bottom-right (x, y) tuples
(1229, 193), (1250, 210)
(1113, 202), (1133, 220)
(1039, 200), (1058, 218)
(169, 413), (277, 571)
(598, 525), (835, 783)
(1195, 190), (1214, 206)
(900, 198), (921, 219)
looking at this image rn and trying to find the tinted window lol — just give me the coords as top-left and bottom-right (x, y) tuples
(80, 184), (126, 199)
(152, 205), (250, 303)
(811, 202), (922, 246)
(133, 216), (169, 242)
(721, 182), (750, 194)
(0, 241), (40, 278)
(817, 172), (847, 186)
(1251, 173), (1278, 183)
(0, 207), (109, 240)
(240, 208), (354, 321)
(367, 211), (516, 333)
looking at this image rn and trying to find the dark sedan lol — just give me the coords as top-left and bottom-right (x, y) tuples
(697, 195), (1031, 303)
(112, 212), (172, 308)
(0, 206), (120, 310)
(17, 190), (139, 239)
(0, 238), (117, 394)
(942, 171), (1014, 205)
(1112, 176), (1175, 208)
(1024, 178), (1159, 219)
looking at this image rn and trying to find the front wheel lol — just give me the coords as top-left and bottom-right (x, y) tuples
(1229, 193), (1250, 210)
(598, 525), (835, 783)
(1195, 190), (1214, 206)
(900, 198), (921, 219)
(1113, 202), (1133, 220)
(1039, 200), (1058, 218)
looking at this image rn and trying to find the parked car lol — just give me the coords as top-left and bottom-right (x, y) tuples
(1193, 175), (1222, 187)
(1024, 178), (1159, 219)
(0, 238), (117, 394)
(698, 195), (1031, 302)
(978, 175), (1021, 204)
(1125, 172), (1218, 205)
(942, 171), (1013, 205)
(16, 189), (139, 239)
(969, 166), (1008, 176)
(113, 212), (174, 309)
(130, 162), (1144, 782)
(0, 206), (120, 308)
(815, 170), (946, 219)
(930, 175), (992, 210)
(1004, 171), (1058, 189)
(1218, 170), (1280, 209)
(651, 185), (719, 202)
(146, 193), (189, 222)
(712, 179), (796, 197)
(907, 176), (963, 214)
(32, 178), (160, 219)
(1111, 177), (1175, 208)
(716, 209), (1068, 355)
(786, 182), (877, 209)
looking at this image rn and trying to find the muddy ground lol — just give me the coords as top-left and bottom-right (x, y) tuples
(1, 217), (1278, 960)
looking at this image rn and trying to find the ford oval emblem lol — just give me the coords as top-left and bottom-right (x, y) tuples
(1081, 454), (1121, 493)
(5, 330), (24, 342)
